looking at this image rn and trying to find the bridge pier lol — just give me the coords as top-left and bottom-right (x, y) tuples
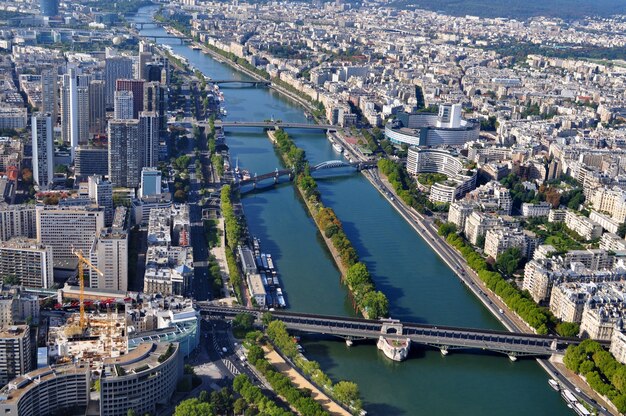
(508, 355), (518, 362)
(440, 346), (449, 356)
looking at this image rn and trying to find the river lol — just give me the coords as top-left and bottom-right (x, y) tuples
(134, 6), (570, 415)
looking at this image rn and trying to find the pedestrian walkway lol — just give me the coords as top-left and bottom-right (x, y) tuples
(209, 217), (238, 304)
(262, 347), (351, 416)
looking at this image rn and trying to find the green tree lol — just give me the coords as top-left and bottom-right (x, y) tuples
(127, 409), (137, 416)
(362, 291), (389, 319)
(555, 322), (580, 337)
(333, 381), (361, 407)
(233, 313), (255, 331)
(618, 222), (626, 239)
(495, 247), (522, 277)
(174, 398), (214, 416)
(262, 312), (274, 327)
(437, 222), (457, 237)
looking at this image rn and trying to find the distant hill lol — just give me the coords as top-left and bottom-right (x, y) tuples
(387, 0), (626, 20)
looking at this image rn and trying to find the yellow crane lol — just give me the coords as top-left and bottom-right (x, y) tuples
(73, 249), (103, 331)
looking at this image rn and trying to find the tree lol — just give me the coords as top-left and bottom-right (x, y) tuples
(555, 322), (580, 337)
(437, 222), (457, 237)
(174, 190), (186, 202)
(362, 291), (389, 319)
(618, 222), (626, 239)
(233, 313), (255, 331)
(333, 381), (361, 406)
(174, 398), (214, 416)
(262, 312), (274, 327)
(233, 398), (247, 415)
(495, 247), (522, 277)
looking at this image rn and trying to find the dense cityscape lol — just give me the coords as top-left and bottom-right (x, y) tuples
(3, 0), (626, 415)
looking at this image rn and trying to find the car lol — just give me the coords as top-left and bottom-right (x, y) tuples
(575, 387), (581, 393)
(222, 347), (228, 353)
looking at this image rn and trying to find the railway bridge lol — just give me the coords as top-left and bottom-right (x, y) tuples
(198, 305), (609, 360)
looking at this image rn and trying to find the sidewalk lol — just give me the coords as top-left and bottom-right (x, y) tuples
(262, 347), (351, 416)
(209, 217), (238, 305)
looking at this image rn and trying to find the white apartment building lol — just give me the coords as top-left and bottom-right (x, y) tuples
(36, 205), (105, 268)
(89, 207), (128, 292)
(521, 202), (551, 218)
(564, 210), (603, 240)
(0, 204), (36, 242)
(0, 325), (32, 386)
(0, 238), (54, 288)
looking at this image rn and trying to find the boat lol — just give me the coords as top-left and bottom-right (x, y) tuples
(191, 46), (201, 50)
(266, 254), (275, 270)
(332, 142), (344, 153)
(242, 169), (251, 180)
(573, 403), (591, 416)
(561, 389), (578, 405)
(548, 379), (560, 391)
(276, 288), (286, 308)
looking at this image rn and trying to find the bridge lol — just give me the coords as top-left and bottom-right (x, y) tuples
(210, 80), (271, 87)
(199, 120), (339, 131)
(133, 21), (160, 29)
(234, 160), (377, 190)
(199, 305), (609, 360)
(141, 34), (191, 44)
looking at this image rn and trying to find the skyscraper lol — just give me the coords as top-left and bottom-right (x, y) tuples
(60, 69), (77, 148)
(40, 0), (58, 17)
(138, 52), (153, 81)
(108, 119), (141, 187)
(77, 74), (91, 146)
(31, 113), (54, 190)
(143, 81), (166, 131)
(104, 56), (133, 108)
(115, 79), (145, 118)
(40, 68), (57, 124)
(89, 80), (106, 136)
(139, 111), (160, 169)
(114, 90), (134, 120)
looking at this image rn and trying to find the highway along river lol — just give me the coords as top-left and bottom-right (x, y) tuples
(135, 6), (570, 415)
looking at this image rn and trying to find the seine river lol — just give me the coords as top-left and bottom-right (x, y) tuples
(135, 7), (570, 415)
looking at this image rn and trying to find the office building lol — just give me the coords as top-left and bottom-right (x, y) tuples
(140, 168), (162, 198)
(75, 146), (108, 179)
(88, 176), (113, 226)
(36, 205), (105, 268)
(39, 0), (58, 16)
(40, 68), (57, 124)
(0, 325), (32, 387)
(31, 113), (54, 190)
(0, 238), (54, 288)
(60, 68), (81, 158)
(115, 79), (144, 118)
(108, 119), (141, 188)
(0, 204), (36, 242)
(76, 74), (91, 146)
(138, 51), (152, 81)
(88, 80), (106, 136)
(113, 90), (134, 120)
(105, 57), (133, 108)
(143, 81), (165, 126)
(89, 207), (128, 292)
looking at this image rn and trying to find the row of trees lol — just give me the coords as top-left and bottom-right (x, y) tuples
(246, 342), (330, 416)
(271, 130), (389, 319)
(221, 185), (243, 300)
(232, 374), (293, 416)
(264, 320), (362, 414)
(564, 340), (626, 413)
(441, 228), (580, 336)
(204, 44), (271, 80)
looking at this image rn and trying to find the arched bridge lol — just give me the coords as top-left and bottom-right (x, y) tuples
(198, 305), (609, 359)
(310, 160), (377, 172)
(233, 160), (377, 190)
(210, 80), (271, 87)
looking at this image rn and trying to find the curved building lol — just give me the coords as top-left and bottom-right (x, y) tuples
(0, 363), (90, 415)
(100, 342), (182, 416)
(407, 148), (477, 204)
(385, 104), (479, 147)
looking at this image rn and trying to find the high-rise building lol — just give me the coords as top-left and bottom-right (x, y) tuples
(36, 205), (105, 268)
(89, 80), (106, 136)
(104, 57), (133, 108)
(138, 52), (152, 81)
(76, 75), (91, 146)
(88, 176), (113, 227)
(114, 90), (134, 120)
(145, 63), (164, 82)
(0, 238), (54, 288)
(139, 111), (160, 169)
(0, 325), (32, 387)
(143, 81), (166, 129)
(40, 68), (57, 124)
(140, 168), (162, 198)
(60, 70), (77, 148)
(40, 0), (58, 17)
(0, 204), (37, 242)
(32, 113), (54, 190)
(115, 79), (144, 118)
(75, 146), (109, 179)
(89, 207), (128, 292)
(108, 119), (141, 187)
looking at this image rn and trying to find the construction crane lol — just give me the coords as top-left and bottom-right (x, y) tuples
(73, 249), (103, 331)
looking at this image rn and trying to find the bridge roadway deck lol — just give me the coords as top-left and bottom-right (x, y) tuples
(199, 121), (338, 130)
(199, 305), (610, 357)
